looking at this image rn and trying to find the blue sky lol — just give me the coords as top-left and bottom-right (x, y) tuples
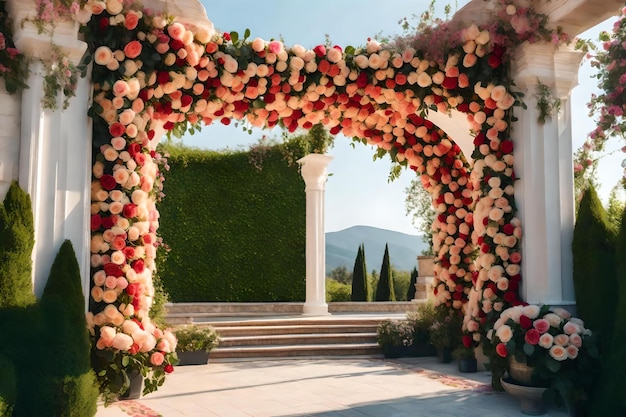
(181, 1), (622, 233)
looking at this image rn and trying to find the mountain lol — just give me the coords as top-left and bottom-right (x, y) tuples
(325, 225), (429, 274)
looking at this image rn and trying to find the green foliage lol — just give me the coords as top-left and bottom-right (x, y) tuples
(588, 205), (626, 417)
(606, 185), (625, 231)
(150, 246), (171, 328)
(405, 177), (435, 255)
(157, 142), (306, 302)
(376, 319), (414, 347)
(428, 305), (463, 350)
(326, 279), (351, 302)
(573, 186), (618, 345)
(375, 244), (395, 301)
(24, 240), (98, 417)
(351, 244), (369, 301)
(174, 326), (220, 353)
(406, 267), (418, 301)
(392, 268), (410, 301)
(0, 355), (15, 417)
(328, 266), (352, 285)
(406, 300), (437, 343)
(0, 182), (36, 308)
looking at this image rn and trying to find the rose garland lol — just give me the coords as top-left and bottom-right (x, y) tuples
(74, 0), (576, 395)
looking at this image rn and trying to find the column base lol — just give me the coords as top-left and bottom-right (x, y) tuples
(302, 303), (330, 316)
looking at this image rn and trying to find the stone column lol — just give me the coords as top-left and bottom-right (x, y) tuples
(298, 154), (333, 316)
(7, 0), (90, 297)
(510, 42), (584, 308)
(0, 81), (22, 200)
(414, 255), (436, 301)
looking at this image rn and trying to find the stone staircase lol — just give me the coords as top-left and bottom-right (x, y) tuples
(165, 302), (420, 361)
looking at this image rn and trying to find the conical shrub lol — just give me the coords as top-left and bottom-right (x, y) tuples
(351, 244), (369, 301)
(375, 244), (395, 301)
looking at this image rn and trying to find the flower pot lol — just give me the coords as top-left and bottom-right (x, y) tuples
(382, 344), (413, 358)
(508, 356), (536, 386)
(457, 358), (478, 373)
(119, 369), (143, 400)
(437, 347), (453, 363)
(501, 377), (548, 416)
(410, 341), (437, 357)
(177, 350), (210, 366)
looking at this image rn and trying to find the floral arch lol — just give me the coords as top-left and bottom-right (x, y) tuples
(5, 0), (615, 399)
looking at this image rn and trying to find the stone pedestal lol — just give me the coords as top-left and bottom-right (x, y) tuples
(414, 255), (435, 301)
(298, 154), (333, 316)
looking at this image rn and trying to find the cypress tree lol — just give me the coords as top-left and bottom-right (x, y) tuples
(351, 244), (369, 301)
(407, 267), (418, 301)
(572, 186), (617, 344)
(589, 205), (626, 417)
(375, 244), (395, 301)
(0, 182), (36, 308)
(16, 240), (98, 417)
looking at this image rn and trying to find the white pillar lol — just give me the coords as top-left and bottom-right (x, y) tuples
(510, 42), (583, 308)
(7, 0), (90, 297)
(0, 81), (22, 200)
(298, 154), (333, 316)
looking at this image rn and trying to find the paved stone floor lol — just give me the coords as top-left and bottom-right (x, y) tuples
(95, 357), (571, 417)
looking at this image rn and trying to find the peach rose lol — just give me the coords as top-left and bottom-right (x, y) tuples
(123, 40), (142, 59)
(112, 333), (134, 351)
(554, 334), (570, 346)
(569, 333), (583, 348)
(549, 344), (568, 361)
(102, 289), (118, 303)
(94, 46), (113, 66)
(112, 80), (130, 97)
(496, 324), (513, 343)
(105, 0), (123, 15)
(91, 286), (104, 302)
(538, 332), (554, 348)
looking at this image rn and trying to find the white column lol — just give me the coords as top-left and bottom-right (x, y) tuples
(510, 42), (583, 308)
(7, 0), (90, 297)
(298, 154), (333, 316)
(0, 81), (22, 200)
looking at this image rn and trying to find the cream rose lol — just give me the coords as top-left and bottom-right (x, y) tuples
(495, 324), (513, 343)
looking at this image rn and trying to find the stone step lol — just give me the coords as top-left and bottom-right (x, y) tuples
(209, 343), (383, 360)
(218, 332), (378, 347)
(211, 324), (378, 337)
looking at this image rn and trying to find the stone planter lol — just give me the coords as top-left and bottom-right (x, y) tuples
(508, 356), (536, 386)
(501, 377), (548, 416)
(177, 350), (210, 366)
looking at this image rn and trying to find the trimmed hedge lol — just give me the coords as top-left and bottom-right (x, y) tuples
(0, 355), (15, 417)
(375, 244), (396, 301)
(157, 142), (306, 302)
(0, 182), (35, 308)
(572, 186), (617, 344)
(351, 244), (368, 301)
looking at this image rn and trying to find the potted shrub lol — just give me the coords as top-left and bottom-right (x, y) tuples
(174, 325), (220, 366)
(406, 301), (437, 357)
(453, 345), (478, 373)
(429, 306), (463, 363)
(376, 319), (415, 358)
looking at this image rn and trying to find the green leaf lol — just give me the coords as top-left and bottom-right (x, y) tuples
(230, 31), (239, 44)
(345, 46), (355, 55)
(122, 355), (129, 367)
(244, 28), (250, 40)
(546, 358), (561, 373)
(522, 343), (535, 356)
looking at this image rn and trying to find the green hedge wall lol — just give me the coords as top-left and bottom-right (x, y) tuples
(157, 143), (307, 302)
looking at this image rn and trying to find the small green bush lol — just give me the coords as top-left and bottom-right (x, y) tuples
(326, 279), (351, 302)
(0, 355), (15, 417)
(407, 300), (437, 343)
(174, 326), (220, 352)
(0, 182), (35, 309)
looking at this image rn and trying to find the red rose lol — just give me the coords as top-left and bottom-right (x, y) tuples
(519, 314), (532, 329)
(313, 44), (326, 57)
(109, 123), (125, 137)
(495, 342), (508, 358)
(123, 203), (138, 219)
(132, 259), (145, 274)
(488, 54), (501, 68)
(500, 140), (514, 154)
(181, 95), (193, 107)
(91, 214), (102, 231)
(442, 76), (458, 90)
(524, 328), (541, 345)
(503, 291), (517, 303)
(462, 335), (473, 348)
(127, 142), (141, 158)
(129, 343), (140, 355)
(164, 364), (174, 374)
(126, 282), (141, 296)
(356, 72), (368, 88)
(103, 263), (123, 277)
(102, 215), (117, 229)
(503, 223), (514, 235)
(100, 174), (117, 191)
(99, 17), (109, 30)
(157, 71), (170, 84)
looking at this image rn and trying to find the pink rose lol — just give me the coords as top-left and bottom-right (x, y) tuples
(533, 319), (550, 334)
(167, 22), (186, 41)
(150, 351), (165, 366)
(566, 345), (579, 359)
(554, 334), (570, 346)
(563, 321), (581, 335)
(569, 333), (582, 348)
(268, 40), (283, 54)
